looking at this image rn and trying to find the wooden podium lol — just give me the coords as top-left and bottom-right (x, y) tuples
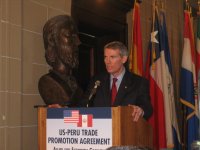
(37, 106), (153, 150)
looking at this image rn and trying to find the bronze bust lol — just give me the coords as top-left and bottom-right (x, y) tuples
(38, 15), (83, 107)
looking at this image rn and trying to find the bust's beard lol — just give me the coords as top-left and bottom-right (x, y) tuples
(58, 45), (79, 69)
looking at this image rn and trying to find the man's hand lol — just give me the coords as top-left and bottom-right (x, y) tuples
(48, 104), (62, 108)
(129, 105), (144, 122)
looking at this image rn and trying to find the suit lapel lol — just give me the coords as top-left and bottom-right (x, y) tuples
(113, 71), (132, 106)
(102, 73), (112, 106)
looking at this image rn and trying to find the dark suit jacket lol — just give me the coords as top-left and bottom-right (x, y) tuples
(84, 70), (153, 120)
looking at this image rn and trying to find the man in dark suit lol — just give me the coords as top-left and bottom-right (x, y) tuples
(84, 41), (153, 121)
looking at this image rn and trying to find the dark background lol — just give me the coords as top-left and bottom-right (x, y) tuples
(72, 0), (133, 90)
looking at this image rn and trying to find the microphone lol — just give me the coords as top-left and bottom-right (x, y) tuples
(87, 80), (100, 107)
(88, 80), (101, 100)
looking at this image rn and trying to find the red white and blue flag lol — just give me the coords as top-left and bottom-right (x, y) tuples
(63, 110), (79, 123)
(160, 10), (181, 150)
(145, 8), (166, 149)
(180, 10), (199, 150)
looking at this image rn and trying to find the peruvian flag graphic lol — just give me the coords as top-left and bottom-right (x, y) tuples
(77, 114), (93, 127)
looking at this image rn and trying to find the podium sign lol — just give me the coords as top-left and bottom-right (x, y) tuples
(38, 106), (153, 150)
(46, 107), (112, 149)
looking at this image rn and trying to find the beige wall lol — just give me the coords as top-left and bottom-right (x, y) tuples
(0, 0), (71, 150)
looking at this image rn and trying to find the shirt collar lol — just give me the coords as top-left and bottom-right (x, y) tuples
(110, 67), (125, 89)
(110, 66), (125, 80)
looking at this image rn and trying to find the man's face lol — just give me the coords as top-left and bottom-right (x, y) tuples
(104, 48), (127, 77)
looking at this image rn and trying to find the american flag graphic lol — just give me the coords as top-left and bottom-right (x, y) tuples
(63, 110), (79, 123)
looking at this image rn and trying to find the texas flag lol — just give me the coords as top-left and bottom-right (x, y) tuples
(77, 114), (93, 127)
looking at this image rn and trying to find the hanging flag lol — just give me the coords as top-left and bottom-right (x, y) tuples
(180, 10), (199, 150)
(145, 7), (166, 150)
(196, 16), (200, 148)
(145, 6), (181, 149)
(129, 2), (143, 76)
(159, 11), (181, 149)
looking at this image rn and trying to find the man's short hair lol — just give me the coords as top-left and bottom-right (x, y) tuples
(104, 41), (128, 57)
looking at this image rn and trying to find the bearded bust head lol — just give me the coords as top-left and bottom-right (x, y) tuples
(38, 15), (83, 106)
(43, 15), (80, 73)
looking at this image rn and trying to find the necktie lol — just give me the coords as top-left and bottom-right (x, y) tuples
(111, 78), (118, 104)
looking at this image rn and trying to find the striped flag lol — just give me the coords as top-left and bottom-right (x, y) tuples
(77, 114), (93, 127)
(63, 110), (79, 123)
(129, 2), (143, 76)
(180, 10), (199, 150)
(159, 11), (181, 149)
(145, 7), (166, 149)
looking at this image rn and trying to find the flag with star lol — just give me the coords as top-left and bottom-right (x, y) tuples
(129, 2), (143, 76)
(145, 7), (181, 149)
(145, 7), (166, 149)
(180, 10), (198, 150)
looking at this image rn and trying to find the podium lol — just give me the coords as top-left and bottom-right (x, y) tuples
(37, 106), (153, 150)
